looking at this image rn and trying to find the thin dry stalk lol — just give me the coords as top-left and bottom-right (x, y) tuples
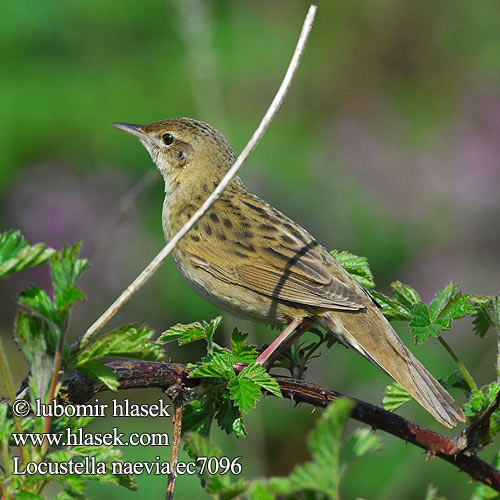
(80, 4), (318, 348)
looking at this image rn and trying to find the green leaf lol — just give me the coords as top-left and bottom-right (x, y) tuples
(77, 360), (119, 391)
(18, 285), (59, 327)
(184, 433), (247, 499)
(272, 398), (355, 498)
(77, 324), (164, 365)
(182, 400), (212, 435)
(231, 329), (258, 363)
(410, 302), (449, 344)
(464, 383), (500, 417)
(0, 403), (15, 442)
(331, 249), (375, 289)
(439, 291), (473, 321)
(0, 230), (55, 278)
(188, 350), (234, 379)
(339, 428), (382, 479)
(471, 296), (500, 337)
(383, 382), (412, 412)
(410, 283), (473, 344)
(424, 484), (447, 500)
(14, 310), (53, 398)
(215, 396), (244, 436)
(369, 290), (411, 322)
(15, 493), (46, 500)
(428, 282), (458, 320)
(53, 490), (86, 500)
(157, 316), (222, 346)
(184, 432), (222, 459)
(239, 364), (282, 398)
(391, 281), (421, 308)
(248, 481), (276, 500)
(50, 244), (89, 309)
(228, 376), (261, 414)
(232, 417), (246, 438)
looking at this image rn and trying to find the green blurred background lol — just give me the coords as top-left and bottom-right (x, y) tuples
(1, 1), (500, 498)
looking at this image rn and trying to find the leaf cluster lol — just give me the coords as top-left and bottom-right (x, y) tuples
(0, 231), (163, 499)
(159, 319), (280, 437)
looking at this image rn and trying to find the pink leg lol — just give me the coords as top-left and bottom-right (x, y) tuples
(255, 317), (306, 367)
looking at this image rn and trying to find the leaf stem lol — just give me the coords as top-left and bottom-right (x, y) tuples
(0, 337), (30, 466)
(39, 327), (65, 457)
(438, 336), (478, 392)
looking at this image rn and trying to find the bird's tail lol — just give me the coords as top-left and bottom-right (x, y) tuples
(318, 307), (465, 428)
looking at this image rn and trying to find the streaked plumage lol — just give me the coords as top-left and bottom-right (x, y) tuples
(113, 117), (465, 428)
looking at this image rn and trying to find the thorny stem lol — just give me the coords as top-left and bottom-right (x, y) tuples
(438, 336), (478, 392)
(79, 4), (318, 348)
(59, 359), (500, 493)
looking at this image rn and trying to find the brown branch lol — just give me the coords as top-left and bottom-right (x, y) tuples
(59, 359), (500, 493)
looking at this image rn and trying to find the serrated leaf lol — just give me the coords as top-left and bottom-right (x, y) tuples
(439, 291), (472, 321)
(184, 432), (222, 460)
(50, 244), (89, 301)
(410, 302), (449, 344)
(157, 316), (222, 346)
(0, 230), (55, 278)
(14, 310), (53, 397)
(275, 399), (354, 498)
(424, 484), (446, 500)
(228, 376), (261, 414)
(18, 285), (59, 327)
(188, 351), (234, 379)
(428, 282), (457, 320)
(383, 382), (412, 412)
(47, 245), (89, 326)
(331, 249), (375, 289)
(248, 481), (275, 500)
(215, 396), (243, 435)
(339, 428), (382, 478)
(369, 290), (411, 322)
(391, 281), (421, 308)
(464, 383), (500, 417)
(232, 417), (246, 437)
(182, 400), (212, 435)
(410, 284), (474, 343)
(77, 360), (119, 391)
(184, 433), (247, 498)
(231, 328), (258, 363)
(77, 324), (164, 365)
(239, 364), (282, 398)
(471, 296), (500, 337)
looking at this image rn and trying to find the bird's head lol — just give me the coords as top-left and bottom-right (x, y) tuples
(113, 118), (237, 196)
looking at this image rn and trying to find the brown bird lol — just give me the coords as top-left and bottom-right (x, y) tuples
(113, 117), (465, 428)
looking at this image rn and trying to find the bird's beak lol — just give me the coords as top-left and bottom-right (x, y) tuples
(112, 122), (147, 139)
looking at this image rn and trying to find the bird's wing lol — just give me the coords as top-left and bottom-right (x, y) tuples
(183, 202), (366, 311)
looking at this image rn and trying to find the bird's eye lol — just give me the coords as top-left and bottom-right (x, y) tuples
(162, 133), (174, 146)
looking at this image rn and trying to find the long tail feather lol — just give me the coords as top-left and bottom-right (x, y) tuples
(319, 307), (465, 428)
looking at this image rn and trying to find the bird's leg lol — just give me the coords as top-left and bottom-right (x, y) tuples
(255, 317), (308, 368)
